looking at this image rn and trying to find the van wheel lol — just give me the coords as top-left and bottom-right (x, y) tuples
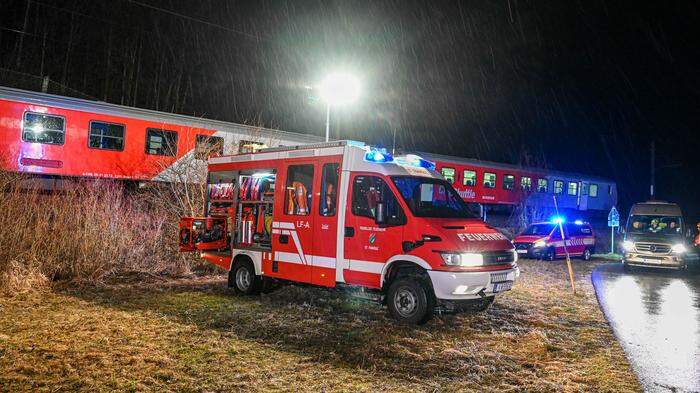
(581, 248), (592, 261)
(545, 248), (556, 261)
(387, 276), (435, 325)
(229, 260), (261, 295)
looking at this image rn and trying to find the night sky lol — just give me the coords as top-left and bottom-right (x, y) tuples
(1, 1), (698, 217)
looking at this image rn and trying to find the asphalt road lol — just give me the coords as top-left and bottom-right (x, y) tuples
(592, 263), (700, 393)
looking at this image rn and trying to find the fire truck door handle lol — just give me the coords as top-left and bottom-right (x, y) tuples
(345, 227), (355, 237)
(279, 234), (289, 244)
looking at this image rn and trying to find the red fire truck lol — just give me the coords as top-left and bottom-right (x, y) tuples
(179, 140), (519, 324)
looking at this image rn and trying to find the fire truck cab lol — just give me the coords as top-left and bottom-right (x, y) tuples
(179, 141), (519, 324)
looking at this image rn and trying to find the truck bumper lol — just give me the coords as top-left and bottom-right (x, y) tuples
(427, 266), (520, 300)
(623, 253), (687, 269)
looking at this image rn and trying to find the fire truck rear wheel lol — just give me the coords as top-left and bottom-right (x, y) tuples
(230, 260), (261, 295)
(387, 276), (435, 325)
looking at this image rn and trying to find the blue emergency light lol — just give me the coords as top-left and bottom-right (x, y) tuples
(551, 215), (565, 224)
(574, 220), (584, 225)
(395, 154), (436, 171)
(364, 147), (393, 163)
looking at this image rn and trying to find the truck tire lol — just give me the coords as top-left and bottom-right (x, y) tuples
(387, 276), (435, 325)
(229, 259), (261, 295)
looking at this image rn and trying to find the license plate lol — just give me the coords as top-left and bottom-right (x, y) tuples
(493, 281), (514, 293)
(516, 250), (527, 254)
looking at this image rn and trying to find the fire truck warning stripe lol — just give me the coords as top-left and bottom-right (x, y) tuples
(272, 222), (295, 230)
(273, 252), (384, 274)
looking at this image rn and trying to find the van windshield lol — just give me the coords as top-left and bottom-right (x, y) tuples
(627, 215), (683, 235)
(522, 223), (556, 236)
(391, 176), (476, 218)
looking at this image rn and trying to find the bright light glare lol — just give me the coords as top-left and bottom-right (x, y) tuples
(623, 240), (635, 251)
(671, 243), (687, 253)
(551, 216), (565, 224)
(319, 72), (360, 106)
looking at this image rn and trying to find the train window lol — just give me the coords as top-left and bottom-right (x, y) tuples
(146, 128), (178, 156)
(483, 172), (496, 189)
(553, 180), (564, 194)
(567, 181), (578, 196)
(88, 121), (125, 151)
(285, 164), (314, 215)
(589, 184), (598, 197)
(537, 179), (548, 193)
(239, 140), (266, 153)
(22, 112), (65, 145)
(521, 176), (532, 191)
(441, 167), (456, 184)
(463, 170), (476, 186)
(503, 174), (515, 190)
(195, 135), (224, 159)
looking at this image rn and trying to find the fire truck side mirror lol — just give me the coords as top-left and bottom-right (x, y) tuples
(375, 202), (386, 225)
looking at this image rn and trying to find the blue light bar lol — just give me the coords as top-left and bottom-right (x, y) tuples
(395, 154), (436, 171)
(551, 215), (565, 224)
(364, 147), (393, 163)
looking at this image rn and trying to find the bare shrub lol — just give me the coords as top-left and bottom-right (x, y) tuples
(0, 172), (198, 294)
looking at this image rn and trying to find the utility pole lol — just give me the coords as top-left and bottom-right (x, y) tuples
(650, 141), (655, 199)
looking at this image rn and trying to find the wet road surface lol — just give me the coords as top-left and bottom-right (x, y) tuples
(592, 263), (700, 392)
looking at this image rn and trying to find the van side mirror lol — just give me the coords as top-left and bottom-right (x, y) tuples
(375, 202), (386, 225)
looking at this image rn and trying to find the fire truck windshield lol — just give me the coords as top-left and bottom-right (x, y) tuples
(391, 176), (476, 218)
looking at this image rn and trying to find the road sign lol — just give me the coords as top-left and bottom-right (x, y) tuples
(608, 206), (620, 254)
(608, 206), (620, 228)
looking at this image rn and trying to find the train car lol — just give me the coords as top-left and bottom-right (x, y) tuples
(0, 86), (321, 183)
(418, 152), (617, 212)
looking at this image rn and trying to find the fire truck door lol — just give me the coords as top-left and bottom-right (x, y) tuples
(312, 162), (341, 287)
(343, 174), (405, 289)
(270, 163), (315, 284)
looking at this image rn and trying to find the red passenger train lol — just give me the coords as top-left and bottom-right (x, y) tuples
(0, 86), (321, 182)
(419, 152), (618, 213)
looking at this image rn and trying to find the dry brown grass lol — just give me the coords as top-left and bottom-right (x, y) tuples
(0, 259), (641, 392)
(0, 173), (202, 296)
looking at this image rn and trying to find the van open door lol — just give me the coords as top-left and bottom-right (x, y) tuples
(178, 217), (228, 252)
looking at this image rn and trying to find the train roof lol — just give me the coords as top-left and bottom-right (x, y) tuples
(0, 86), (322, 145)
(417, 151), (616, 184)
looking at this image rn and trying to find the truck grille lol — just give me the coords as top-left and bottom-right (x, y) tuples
(482, 251), (516, 266)
(635, 242), (671, 254)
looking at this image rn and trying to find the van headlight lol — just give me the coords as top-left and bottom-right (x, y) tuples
(441, 252), (484, 267)
(671, 243), (687, 254)
(622, 240), (635, 252)
(533, 240), (546, 248)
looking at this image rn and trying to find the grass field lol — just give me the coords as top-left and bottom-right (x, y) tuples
(0, 259), (640, 392)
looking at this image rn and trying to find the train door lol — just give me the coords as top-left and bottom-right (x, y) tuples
(311, 160), (341, 287)
(270, 162), (315, 284)
(578, 181), (589, 211)
(343, 174), (406, 288)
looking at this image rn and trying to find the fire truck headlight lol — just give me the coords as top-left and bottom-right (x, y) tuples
(623, 240), (635, 252)
(533, 240), (546, 248)
(441, 252), (484, 267)
(671, 243), (687, 254)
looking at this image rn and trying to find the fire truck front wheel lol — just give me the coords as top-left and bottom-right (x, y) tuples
(387, 276), (435, 325)
(229, 259), (261, 295)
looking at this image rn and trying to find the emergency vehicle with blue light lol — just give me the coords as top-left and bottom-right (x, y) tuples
(512, 219), (596, 261)
(179, 140), (519, 324)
